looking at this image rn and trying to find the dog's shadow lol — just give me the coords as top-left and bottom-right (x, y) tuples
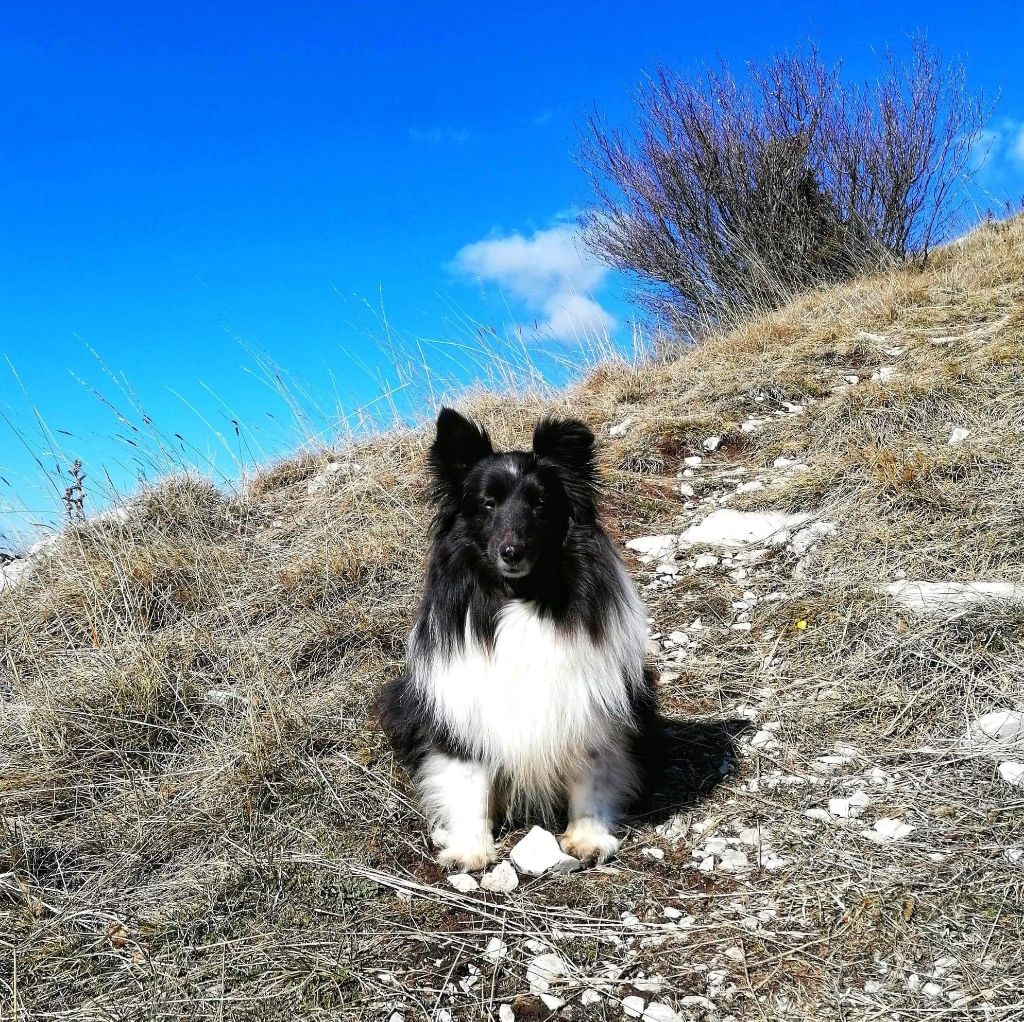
(633, 714), (753, 828)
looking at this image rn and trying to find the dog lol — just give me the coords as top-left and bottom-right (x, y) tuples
(378, 408), (656, 871)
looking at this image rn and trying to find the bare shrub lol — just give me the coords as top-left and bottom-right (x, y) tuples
(580, 38), (990, 331)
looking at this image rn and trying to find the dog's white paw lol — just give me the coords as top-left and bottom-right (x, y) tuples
(435, 835), (498, 872)
(559, 819), (620, 865)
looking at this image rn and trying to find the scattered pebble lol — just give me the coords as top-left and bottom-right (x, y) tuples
(865, 818), (915, 843)
(484, 937), (508, 963)
(609, 416), (635, 437)
(682, 509), (812, 547)
(622, 995), (646, 1019)
(446, 874), (478, 893)
(703, 435), (723, 452)
(642, 847), (665, 860)
(998, 761), (1024, 787)
(526, 952), (570, 994)
(480, 861), (519, 893)
(510, 827), (582, 876)
(949, 427), (971, 445)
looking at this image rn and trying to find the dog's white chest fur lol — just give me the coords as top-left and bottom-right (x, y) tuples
(415, 599), (642, 792)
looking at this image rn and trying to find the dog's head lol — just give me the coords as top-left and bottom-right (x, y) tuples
(428, 408), (597, 580)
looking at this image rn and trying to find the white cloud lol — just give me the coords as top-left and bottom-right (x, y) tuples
(452, 224), (615, 341)
(970, 117), (1024, 196)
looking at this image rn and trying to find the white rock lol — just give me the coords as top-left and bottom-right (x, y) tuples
(679, 483), (695, 497)
(998, 762), (1024, 786)
(694, 554), (719, 570)
(0, 557), (33, 592)
(662, 906), (682, 919)
(703, 436), (723, 452)
(642, 1004), (681, 1022)
(387, 1013), (404, 1022)
(871, 366), (898, 382)
(949, 427), (971, 445)
(510, 826), (582, 876)
(972, 710), (1024, 747)
(623, 996), (646, 1019)
(736, 480), (764, 494)
(884, 581), (1024, 614)
(540, 994), (565, 1010)
(750, 730), (777, 749)
(446, 873), (478, 893)
(829, 790), (871, 818)
(923, 982), (943, 998)
(717, 849), (749, 872)
(527, 952), (569, 993)
(499, 1006), (515, 1022)
(627, 535), (678, 562)
(609, 416), (635, 437)
(581, 988), (603, 1005)
(844, 374), (860, 385)
(642, 847), (665, 860)
(682, 509), (812, 548)
(698, 855), (715, 872)
(683, 455), (703, 468)
(480, 861), (519, 893)
(866, 818), (915, 843)
(484, 937), (508, 963)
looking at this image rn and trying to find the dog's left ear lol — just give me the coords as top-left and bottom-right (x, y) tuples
(532, 417), (597, 524)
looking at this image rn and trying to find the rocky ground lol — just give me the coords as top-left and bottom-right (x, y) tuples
(3, 217), (1024, 1020)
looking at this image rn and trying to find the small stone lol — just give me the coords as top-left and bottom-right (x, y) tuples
(974, 710), (1024, 746)
(478, 861), (518, 894)
(923, 982), (943, 998)
(643, 1003), (680, 1022)
(683, 455), (703, 468)
(694, 554), (719, 570)
(446, 874), (478, 893)
(511, 827), (582, 876)
(828, 790), (871, 818)
(662, 906), (682, 919)
(871, 366), (898, 382)
(642, 847), (665, 860)
(698, 855), (715, 872)
(540, 994), (565, 1010)
(484, 937), (508, 963)
(866, 817), (914, 843)
(844, 374), (860, 385)
(581, 988), (603, 1005)
(679, 483), (695, 497)
(703, 436), (723, 452)
(609, 416), (635, 437)
(627, 535), (679, 562)
(949, 427), (971, 445)
(805, 808), (833, 823)
(623, 996), (646, 1019)
(717, 849), (749, 872)
(998, 762), (1024, 786)
(750, 730), (777, 749)
(499, 1006), (515, 1022)
(527, 952), (569, 994)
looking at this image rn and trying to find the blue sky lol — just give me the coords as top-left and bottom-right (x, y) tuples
(2, 1), (1024, 545)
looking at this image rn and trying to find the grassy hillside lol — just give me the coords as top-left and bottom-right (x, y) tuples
(2, 217), (1024, 1021)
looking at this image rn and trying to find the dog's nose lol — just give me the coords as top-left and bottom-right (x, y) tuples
(499, 543), (523, 565)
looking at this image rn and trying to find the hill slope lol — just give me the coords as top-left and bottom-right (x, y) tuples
(3, 217), (1024, 1020)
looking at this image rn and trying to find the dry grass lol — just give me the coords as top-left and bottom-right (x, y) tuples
(3, 217), (1024, 1020)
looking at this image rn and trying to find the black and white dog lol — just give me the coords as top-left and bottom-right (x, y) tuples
(379, 408), (656, 871)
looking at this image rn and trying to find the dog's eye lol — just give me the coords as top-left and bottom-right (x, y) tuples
(482, 496), (496, 511)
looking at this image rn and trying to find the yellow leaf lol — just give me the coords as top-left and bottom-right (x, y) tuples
(795, 619), (807, 630)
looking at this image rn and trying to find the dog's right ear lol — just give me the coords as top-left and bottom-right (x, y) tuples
(428, 408), (493, 503)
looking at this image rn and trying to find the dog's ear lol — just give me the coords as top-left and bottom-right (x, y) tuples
(532, 417), (597, 524)
(429, 408), (493, 503)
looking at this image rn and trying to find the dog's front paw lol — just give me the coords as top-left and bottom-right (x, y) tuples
(436, 836), (498, 872)
(559, 819), (620, 865)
